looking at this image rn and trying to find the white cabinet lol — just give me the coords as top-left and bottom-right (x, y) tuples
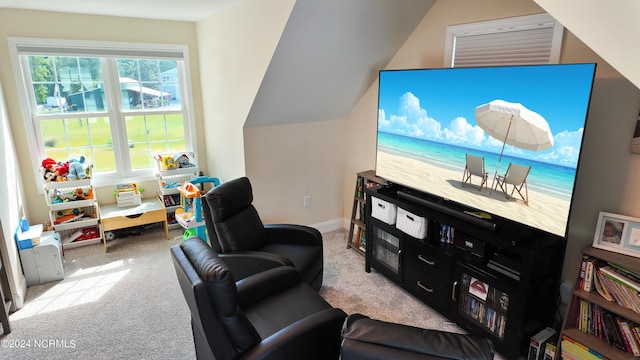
(43, 170), (101, 249)
(19, 231), (64, 286)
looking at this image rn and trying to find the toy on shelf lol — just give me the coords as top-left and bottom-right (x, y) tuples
(115, 183), (142, 207)
(155, 152), (196, 173)
(41, 156), (92, 183)
(175, 176), (220, 242)
(54, 208), (85, 225)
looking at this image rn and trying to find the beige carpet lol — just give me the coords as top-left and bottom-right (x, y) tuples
(319, 230), (462, 332)
(3, 226), (504, 359)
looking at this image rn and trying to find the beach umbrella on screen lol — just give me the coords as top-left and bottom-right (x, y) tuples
(475, 99), (554, 188)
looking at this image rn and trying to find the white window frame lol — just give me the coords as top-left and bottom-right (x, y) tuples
(444, 13), (564, 68)
(8, 37), (198, 191)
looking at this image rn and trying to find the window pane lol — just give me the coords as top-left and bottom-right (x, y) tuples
(17, 43), (192, 183)
(125, 114), (186, 170)
(28, 55), (106, 115)
(118, 58), (180, 111)
(39, 117), (116, 173)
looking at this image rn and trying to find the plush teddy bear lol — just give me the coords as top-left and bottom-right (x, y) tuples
(67, 156), (87, 180)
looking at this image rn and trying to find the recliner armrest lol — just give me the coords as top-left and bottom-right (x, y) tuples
(240, 308), (347, 360)
(219, 252), (293, 281)
(236, 266), (302, 308)
(264, 224), (322, 246)
(341, 314), (495, 360)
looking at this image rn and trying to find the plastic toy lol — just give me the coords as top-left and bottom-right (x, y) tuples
(54, 210), (85, 225)
(74, 187), (93, 200)
(159, 155), (177, 170)
(176, 177), (219, 243)
(183, 228), (196, 240)
(174, 153), (194, 168)
(76, 227), (100, 241)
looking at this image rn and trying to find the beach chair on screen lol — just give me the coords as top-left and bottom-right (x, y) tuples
(461, 154), (488, 191)
(493, 163), (531, 205)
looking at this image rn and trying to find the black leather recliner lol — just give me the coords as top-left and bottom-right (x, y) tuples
(171, 239), (495, 360)
(201, 177), (323, 291)
(340, 314), (495, 360)
(171, 238), (347, 360)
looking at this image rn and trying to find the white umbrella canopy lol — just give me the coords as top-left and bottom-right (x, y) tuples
(475, 99), (554, 191)
(475, 99), (554, 154)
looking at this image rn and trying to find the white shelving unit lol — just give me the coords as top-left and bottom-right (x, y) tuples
(155, 152), (199, 230)
(43, 170), (101, 249)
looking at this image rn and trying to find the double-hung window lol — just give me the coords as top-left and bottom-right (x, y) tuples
(9, 38), (196, 188)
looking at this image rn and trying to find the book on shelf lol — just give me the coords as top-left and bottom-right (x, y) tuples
(356, 177), (364, 199)
(579, 254), (589, 290)
(561, 335), (604, 360)
(583, 257), (599, 292)
(543, 342), (556, 360)
(594, 271), (615, 302)
(598, 266), (640, 313)
(619, 319), (640, 356)
(607, 262), (640, 283)
(603, 311), (627, 352)
(574, 297), (640, 356)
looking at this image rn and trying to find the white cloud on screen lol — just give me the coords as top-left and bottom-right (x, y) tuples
(378, 92), (583, 166)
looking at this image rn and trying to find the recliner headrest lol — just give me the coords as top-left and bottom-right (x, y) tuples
(206, 177), (254, 222)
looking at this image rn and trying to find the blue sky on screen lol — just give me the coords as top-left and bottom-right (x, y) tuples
(377, 64), (596, 163)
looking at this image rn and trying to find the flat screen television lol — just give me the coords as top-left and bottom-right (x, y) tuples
(375, 63), (597, 238)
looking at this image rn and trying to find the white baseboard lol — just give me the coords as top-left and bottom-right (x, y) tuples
(312, 218), (349, 233)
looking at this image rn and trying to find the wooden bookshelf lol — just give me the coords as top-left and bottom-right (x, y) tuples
(559, 246), (640, 359)
(346, 170), (385, 256)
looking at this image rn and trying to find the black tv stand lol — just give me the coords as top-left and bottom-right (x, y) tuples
(364, 185), (566, 360)
(397, 189), (497, 231)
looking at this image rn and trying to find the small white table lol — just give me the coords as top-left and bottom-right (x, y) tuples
(99, 197), (169, 252)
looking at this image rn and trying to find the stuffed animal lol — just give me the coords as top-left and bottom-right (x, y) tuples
(41, 157), (69, 181)
(43, 169), (56, 182)
(67, 156), (87, 180)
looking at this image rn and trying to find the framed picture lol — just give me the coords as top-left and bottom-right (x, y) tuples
(593, 211), (640, 258)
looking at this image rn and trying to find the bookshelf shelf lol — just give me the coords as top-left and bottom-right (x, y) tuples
(562, 328), (636, 360)
(559, 246), (640, 359)
(43, 171), (102, 250)
(346, 170), (386, 256)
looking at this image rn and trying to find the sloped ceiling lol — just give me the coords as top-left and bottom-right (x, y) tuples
(533, 0), (640, 91)
(245, 0), (436, 126)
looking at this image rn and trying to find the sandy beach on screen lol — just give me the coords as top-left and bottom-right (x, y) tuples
(377, 151), (569, 236)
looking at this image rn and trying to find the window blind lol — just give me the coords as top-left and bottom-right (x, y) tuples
(444, 13), (563, 68)
(13, 38), (185, 60)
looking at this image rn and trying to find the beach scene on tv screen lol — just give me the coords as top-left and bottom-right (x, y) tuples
(376, 64), (596, 237)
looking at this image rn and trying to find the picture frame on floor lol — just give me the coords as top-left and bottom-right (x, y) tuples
(593, 211), (640, 258)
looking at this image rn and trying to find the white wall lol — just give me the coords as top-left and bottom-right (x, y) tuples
(342, 0), (640, 285)
(0, 77), (27, 309)
(196, 0), (295, 183)
(244, 119), (345, 226)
